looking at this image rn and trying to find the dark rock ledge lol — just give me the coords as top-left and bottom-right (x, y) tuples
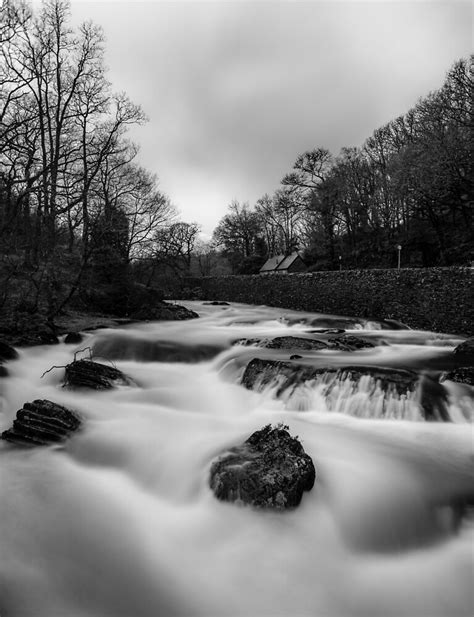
(241, 358), (450, 421)
(441, 367), (474, 387)
(209, 424), (316, 509)
(1, 399), (81, 447)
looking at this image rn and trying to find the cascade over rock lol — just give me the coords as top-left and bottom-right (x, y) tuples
(241, 358), (450, 421)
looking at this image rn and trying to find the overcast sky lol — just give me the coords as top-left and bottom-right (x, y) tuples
(61, 0), (472, 236)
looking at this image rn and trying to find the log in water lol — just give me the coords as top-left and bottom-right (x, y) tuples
(0, 301), (472, 617)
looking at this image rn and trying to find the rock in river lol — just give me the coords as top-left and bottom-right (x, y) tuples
(0, 340), (18, 377)
(241, 358), (450, 421)
(452, 337), (474, 362)
(0, 341), (18, 362)
(209, 424), (316, 509)
(64, 359), (132, 389)
(1, 399), (81, 446)
(441, 367), (474, 387)
(233, 334), (374, 352)
(64, 332), (84, 344)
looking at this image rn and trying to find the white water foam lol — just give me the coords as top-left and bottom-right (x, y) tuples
(0, 301), (472, 617)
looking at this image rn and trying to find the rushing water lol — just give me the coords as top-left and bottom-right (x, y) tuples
(0, 301), (473, 617)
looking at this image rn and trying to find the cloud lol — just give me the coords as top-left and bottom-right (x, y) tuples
(70, 0), (473, 234)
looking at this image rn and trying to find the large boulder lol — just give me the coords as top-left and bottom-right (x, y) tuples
(64, 359), (132, 389)
(241, 358), (449, 421)
(1, 399), (81, 446)
(209, 424), (316, 509)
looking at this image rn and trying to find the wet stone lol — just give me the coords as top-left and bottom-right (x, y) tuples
(441, 367), (474, 387)
(233, 336), (328, 350)
(1, 399), (81, 447)
(209, 424), (316, 509)
(64, 332), (84, 344)
(263, 336), (328, 351)
(64, 359), (132, 390)
(203, 301), (230, 306)
(452, 338), (474, 362)
(92, 335), (225, 363)
(241, 358), (450, 421)
(326, 335), (375, 351)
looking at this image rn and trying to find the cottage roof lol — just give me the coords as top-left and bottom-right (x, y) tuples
(260, 254), (285, 272)
(276, 252), (302, 271)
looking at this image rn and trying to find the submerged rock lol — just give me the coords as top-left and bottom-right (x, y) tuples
(326, 335), (375, 351)
(241, 358), (449, 421)
(64, 359), (132, 389)
(1, 399), (81, 446)
(233, 334), (374, 352)
(381, 318), (411, 330)
(209, 424), (316, 509)
(64, 332), (84, 344)
(131, 302), (199, 321)
(92, 335), (224, 363)
(233, 336), (328, 350)
(203, 301), (230, 306)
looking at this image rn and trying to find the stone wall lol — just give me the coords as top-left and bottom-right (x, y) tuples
(168, 268), (473, 336)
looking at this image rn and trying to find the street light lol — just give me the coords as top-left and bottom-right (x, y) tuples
(396, 245), (402, 270)
(338, 255), (342, 271)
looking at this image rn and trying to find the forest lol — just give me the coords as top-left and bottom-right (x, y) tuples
(1, 0), (473, 328)
(0, 0), (201, 325)
(211, 56), (473, 274)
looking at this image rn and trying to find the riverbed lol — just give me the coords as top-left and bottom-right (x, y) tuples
(0, 301), (472, 617)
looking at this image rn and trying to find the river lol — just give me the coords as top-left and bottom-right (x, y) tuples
(0, 301), (472, 617)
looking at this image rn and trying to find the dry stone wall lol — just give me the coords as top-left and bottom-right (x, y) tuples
(169, 268), (473, 336)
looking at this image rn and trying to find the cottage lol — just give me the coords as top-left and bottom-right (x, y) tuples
(259, 252), (306, 274)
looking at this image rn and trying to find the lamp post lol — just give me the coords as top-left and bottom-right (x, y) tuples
(396, 245), (402, 270)
(338, 255), (342, 271)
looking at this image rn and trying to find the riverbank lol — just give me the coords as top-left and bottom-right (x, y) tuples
(0, 302), (198, 347)
(163, 267), (474, 337)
